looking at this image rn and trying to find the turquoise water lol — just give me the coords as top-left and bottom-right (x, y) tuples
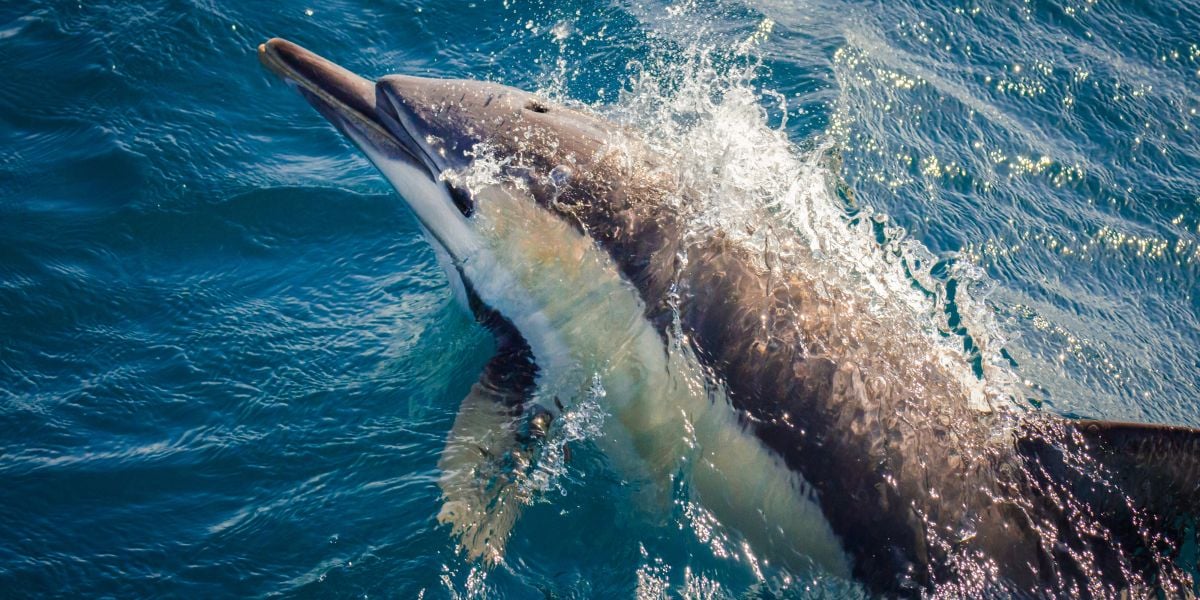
(1, 0), (1198, 597)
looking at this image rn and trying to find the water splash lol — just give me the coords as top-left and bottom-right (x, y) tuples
(524, 373), (608, 498)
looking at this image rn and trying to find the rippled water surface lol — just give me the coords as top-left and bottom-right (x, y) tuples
(1, 0), (1197, 597)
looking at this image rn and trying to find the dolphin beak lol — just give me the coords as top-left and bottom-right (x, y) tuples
(258, 37), (422, 165)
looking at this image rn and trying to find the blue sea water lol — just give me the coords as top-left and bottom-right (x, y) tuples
(1, 0), (1198, 597)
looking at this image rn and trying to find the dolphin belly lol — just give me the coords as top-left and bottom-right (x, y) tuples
(457, 181), (852, 577)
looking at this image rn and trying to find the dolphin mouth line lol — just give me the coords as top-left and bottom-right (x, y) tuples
(257, 38), (433, 174)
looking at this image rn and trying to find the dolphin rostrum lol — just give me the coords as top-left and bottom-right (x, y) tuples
(258, 38), (1200, 597)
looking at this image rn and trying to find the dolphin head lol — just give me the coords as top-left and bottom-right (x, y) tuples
(371, 72), (616, 178)
(258, 38), (624, 261)
(258, 38), (477, 259)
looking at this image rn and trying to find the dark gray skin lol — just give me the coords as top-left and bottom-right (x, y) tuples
(259, 38), (1200, 597)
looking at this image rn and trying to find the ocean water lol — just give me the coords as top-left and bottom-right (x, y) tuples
(1, 0), (1198, 597)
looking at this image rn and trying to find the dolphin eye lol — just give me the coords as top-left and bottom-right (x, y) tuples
(524, 100), (550, 114)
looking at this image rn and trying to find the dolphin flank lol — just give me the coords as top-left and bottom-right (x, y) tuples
(258, 38), (1200, 597)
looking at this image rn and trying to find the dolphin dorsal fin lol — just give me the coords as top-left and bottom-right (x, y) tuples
(1073, 419), (1200, 515)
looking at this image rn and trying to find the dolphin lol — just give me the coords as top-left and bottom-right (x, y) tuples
(258, 38), (1200, 597)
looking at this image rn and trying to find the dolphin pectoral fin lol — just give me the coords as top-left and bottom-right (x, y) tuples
(436, 335), (540, 565)
(1071, 419), (1200, 516)
(436, 383), (529, 565)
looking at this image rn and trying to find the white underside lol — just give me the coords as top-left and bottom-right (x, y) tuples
(356, 137), (576, 378)
(358, 138), (851, 579)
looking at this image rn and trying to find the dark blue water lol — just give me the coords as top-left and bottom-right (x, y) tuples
(1, 0), (1197, 597)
